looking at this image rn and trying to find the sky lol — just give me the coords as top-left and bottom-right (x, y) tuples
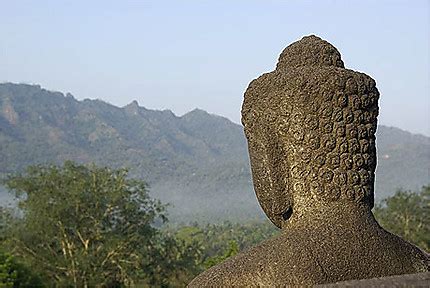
(0, 0), (429, 136)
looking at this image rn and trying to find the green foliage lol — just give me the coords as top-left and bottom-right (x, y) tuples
(0, 252), (15, 288)
(2, 161), (169, 287)
(140, 232), (205, 287)
(0, 208), (13, 244)
(0, 251), (43, 288)
(203, 240), (239, 269)
(173, 221), (279, 268)
(374, 186), (429, 251)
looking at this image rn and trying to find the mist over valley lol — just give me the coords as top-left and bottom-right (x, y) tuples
(0, 83), (429, 223)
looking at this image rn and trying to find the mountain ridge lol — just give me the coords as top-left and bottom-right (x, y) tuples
(1, 83), (429, 222)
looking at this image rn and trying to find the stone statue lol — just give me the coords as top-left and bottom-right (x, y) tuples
(188, 35), (429, 286)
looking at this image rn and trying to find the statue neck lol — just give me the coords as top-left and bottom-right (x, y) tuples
(281, 200), (374, 230)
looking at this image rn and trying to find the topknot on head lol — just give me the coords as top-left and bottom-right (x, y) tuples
(276, 35), (345, 70)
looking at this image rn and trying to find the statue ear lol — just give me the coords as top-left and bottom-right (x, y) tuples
(246, 127), (293, 228)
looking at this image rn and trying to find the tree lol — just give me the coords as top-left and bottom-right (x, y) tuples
(0, 250), (44, 287)
(142, 231), (205, 287)
(374, 186), (429, 251)
(0, 207), (14, 244)
(172, 221), (279, 271)
(3, 161), (167, 287)
(203, 240), (239, 269)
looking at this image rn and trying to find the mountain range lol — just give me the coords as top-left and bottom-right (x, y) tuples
(1, 83), (429, 223)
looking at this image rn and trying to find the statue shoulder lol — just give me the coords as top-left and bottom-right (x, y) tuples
(188, 234), (289, 287)
(187, 247), (264, 286)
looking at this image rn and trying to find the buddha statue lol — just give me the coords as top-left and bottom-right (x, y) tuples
(188, 35), (429, 286)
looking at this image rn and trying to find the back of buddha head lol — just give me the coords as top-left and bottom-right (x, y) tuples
(242, 35), (380, 228)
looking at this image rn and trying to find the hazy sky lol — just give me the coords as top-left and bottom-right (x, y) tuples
(1, 0), (429, 136)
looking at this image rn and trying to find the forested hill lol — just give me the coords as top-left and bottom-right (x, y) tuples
(1, 83), (429, 222)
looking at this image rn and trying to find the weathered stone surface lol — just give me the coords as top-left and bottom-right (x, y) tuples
(317, 272), (430, 287)
(188, 35), (429, 286)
